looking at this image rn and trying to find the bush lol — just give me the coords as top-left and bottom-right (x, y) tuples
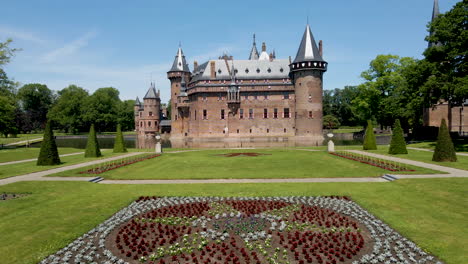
(388, 119), (408, 154)
(432, 119), (457, 162)
(37, 120), (61, 165)
(113, 123), (127, 153)
(363, 120), (377, 150)
(323, 115), (341, 129)
(84, 124), (102, 158)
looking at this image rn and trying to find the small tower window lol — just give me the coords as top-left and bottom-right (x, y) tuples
(249, 109), (254, 119)
(256, 68), (260, 73)
(203, 109), (207, 120)
(220, 109), (225, 120)
(280, 68), (284, 72)
(263, 108), (268, 119)
(284, 128), (287, 133)
(149, 111), (153, 116)
(218, 69), (222, 74)
(284, 108), (290, 118)
(194, 110), (197, 120)
(240, 109), (244, 119)
(309, 111), (313, 118)
(274, 108), (278, 119)
(148, 121), (151, 127)
(267, 68), (271, 73)
(245, 68), (249, 74)
(283, 93), (289, 100)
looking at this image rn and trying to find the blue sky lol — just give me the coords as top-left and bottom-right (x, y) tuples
(1, 0), (460, 103)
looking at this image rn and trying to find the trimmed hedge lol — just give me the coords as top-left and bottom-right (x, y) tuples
(113, 124), (127, 153)
(37, 120), (61, 165)
(432, 119), (457, 162)
(363, 120), (377, 150)
(84, 124), (102, 158)
(389, 119), (408, 154)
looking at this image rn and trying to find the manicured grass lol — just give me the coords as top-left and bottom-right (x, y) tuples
(49, 149), (441, 179)
(332, 127), (363, 134)
(366, 146), (468, 171)
(408, 139), (468, 152)
(0, 148), (82, 163)
(0, 150), (128, 179)
(0, 134), (43, 145)
(0, 179), (466, 264)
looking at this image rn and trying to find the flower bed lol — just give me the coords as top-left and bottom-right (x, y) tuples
(217, 153), (271, 157)
(331, 151), (414, 172)
(79, 154), (160, 175)
(0, 192), (29, 201)
(41, 196), (442, 264)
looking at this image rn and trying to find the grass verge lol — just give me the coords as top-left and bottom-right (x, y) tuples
(0, 148), (82, 163)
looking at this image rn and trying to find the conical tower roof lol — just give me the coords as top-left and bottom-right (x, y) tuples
(248, 34), (259, 60)
(143, 83), (159, 99)
(134, 96), (141, 106)
(293, 24), (324, 63)
(169, 46), (190, 73)
(429, 0), (442, 48)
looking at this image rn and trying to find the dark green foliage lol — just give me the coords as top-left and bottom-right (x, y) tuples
(84, 124), (101, 158)
(363, 120), (377, 150)
(432, 119), (457, 162)
(113, 124), (127, 153)
(37, 121), (61, 165)
(322, 115), (341, 129)
(389, 119), (408, 154)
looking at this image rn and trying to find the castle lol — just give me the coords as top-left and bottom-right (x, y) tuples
(135, 24), (328, 147)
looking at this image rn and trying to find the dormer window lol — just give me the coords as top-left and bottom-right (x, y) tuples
(245, 68), (249, 74)
(256, 68), (260, 73)
(267, 68), (271, 73)
(280, 68), (284, 72)
(234, 69), (238, 74)
(218, 69), (222, 74)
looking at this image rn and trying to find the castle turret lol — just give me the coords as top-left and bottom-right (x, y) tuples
(134, 96), (141, 131)
(289, 24), (328, 138)
(167, 45), (191, 137)
(141, 83), (161, 135)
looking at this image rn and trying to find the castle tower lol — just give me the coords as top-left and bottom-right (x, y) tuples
(167, 46), (191, 138)
(289, 24), (328, 139)
(134, 96), (141, 131)
(140, 83), (161, 136)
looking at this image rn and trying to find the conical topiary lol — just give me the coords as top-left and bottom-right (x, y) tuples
(113, 124), (127, 153)
(37, 120), (61, 165)
(85, 124), (102, 158)
(363, 120), (377, 150)
(432, 119), (457, 162)
(389, 119), (408, 154)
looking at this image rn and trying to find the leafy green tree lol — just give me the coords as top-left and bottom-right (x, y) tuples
(48, 85), (89, 134)
(0, 95), (16, 137)
(37, 120), (61, 165)
(117, 99), (135, 131)
(166, 100), (171, 120)
(113, 124), (127, 153)
(0, 40), (20, 136)
(432, 119), (457, 162)
(363, 120), (377, 150)
(0, 39), (19, 66)
(17, 83), (54, 132)
(84, 124), (101, 157)
(323, 115), (340, 129)
(82, 87), (121, 132)
(424, 1), (468, 131)
(324, 86), (360, 126)
(388, 119), (408, 154)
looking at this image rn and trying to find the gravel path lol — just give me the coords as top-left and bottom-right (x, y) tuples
(0, 152), (84, 166)
(407, 147), (468, 156)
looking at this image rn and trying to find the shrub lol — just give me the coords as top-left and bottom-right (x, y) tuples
(323, 115), (341, 129)
(388, 119), (408, 154)
(432, 119), (457, 162)
(113, 124), (127, 153)
(37, 120), (61, 165)
(85, 124), (102, 158)
(363, 120), (377, 150)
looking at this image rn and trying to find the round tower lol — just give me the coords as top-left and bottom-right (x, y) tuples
(141, 83), (161, 136)
(289, 24), (328, 140)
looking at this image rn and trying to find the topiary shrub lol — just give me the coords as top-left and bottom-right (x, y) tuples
(432, 119), (457, 162)
(363, 120), (377, 150)
(388, 119), (408, 154)
(37, 120), (61, 165)
(84, 124), (102, 158)
(113, 123), (127, 153)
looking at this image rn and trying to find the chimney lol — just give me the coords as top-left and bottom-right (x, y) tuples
(319, 40), (323, 57)
(288, 56), (292, 64)
(269, 52), (273, 61)
(210, 61), (216, 79)
(194, 60), (198, 70)
(262, 42), (266, 52)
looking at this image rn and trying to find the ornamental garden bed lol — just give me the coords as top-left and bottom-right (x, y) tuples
(331, 151), (414, 172)
(0, 192), (29, 201)
(79, 154), (160, 175)
(41, 196), (442, 264)
(217, 153), (272, 157)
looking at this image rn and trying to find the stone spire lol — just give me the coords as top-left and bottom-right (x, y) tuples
(293, 24), (324, 63)
(248, 34), (259, 60)
(429, 0), (441, 48)
(169, 45), (190, 73)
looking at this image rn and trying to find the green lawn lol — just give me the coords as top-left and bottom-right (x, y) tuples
(0, 134), (44, 145)
(49, 149), (441, 179)
(0, 147), (82, 163)
(0, 179), (466, 264)
(0, 150), (128, 179)
(408, 139), (468, 152)
(366, 146), (468, 171)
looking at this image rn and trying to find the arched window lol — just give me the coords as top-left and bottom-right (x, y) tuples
(148, 121), (151, 127)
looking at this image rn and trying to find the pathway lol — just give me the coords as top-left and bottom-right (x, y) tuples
(0, 152), (146, 186)
(407, 147), (468, 157)
(0, 152), (84, 166)
(3, 138), (43, 146)
(349, 150), (468, 179)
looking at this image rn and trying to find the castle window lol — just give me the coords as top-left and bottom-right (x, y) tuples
(263, 108), (268, 119)
(254, 95), (258, 100)
(283, 93), (289, 100)
(274, 108), (278, 119)
(249, 109), (254, 119)
(250, 129), (252, 133)
(267, 129), (269, 133)
(280, 68), (284, 72)
(194, 110), (197, 120)
(175, 115), (178, 120)
(264, 94), (268, 100)
(309, 111), (313, 118)
(245, 68), (249, 74)
(256, 68), (260, 73)
(155, 121), (158, 127)
(240, 109), (244, 119)
(218, 69), (222, 74)
(284, 108), (290, 118)
(148, 121), (151, 127)
(139, 112), (142, 117)
(234, 69), (238, 74)
(220, 109), (225, 120)
(203, 94), (207, 101)
(203, 109), (207, 120)
(267, 68), (271, 73)
(140, 121), (142, 127)
(149, 111), (153, 116)
(284, 128), (287, 133)
(218, 94), (221, 101)
(237, 129), (239, 133)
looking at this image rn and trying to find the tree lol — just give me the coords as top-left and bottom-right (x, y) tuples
(48, 85), (89, 134)
(0, 40), (20, 136)
(324, 86), (360, 126)
(323, 115), (340, 129)
(0, 39), (19, 66)
(84, 124), (101, 158)
(0, 95), (16, 137)
(363, 120), (377, 150)
(113, 124), (127, 153)
(17, 83), (54, 132)
(432, 119), (457, 162)
(166, 100), (171, 120)
(424, 1), (468, 131)
(117, 99), (135, 131)
(37, 120), (61, 165)
(82, 87), (121, 132)
(388, 119), (408, 154)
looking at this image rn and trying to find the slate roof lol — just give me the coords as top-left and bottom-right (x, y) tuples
(248, 34), (259, 60)
(134, 96), (141, 106)
(169, 47), (190, 73)
(143, 84), (159, 99)
(293, 24), (324, 63)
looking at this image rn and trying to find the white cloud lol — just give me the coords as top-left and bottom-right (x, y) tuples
(40, 30), (98, 63)
(0, 25), (47, 44)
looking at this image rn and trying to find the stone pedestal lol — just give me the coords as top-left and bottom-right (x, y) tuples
(327, 140), (335, 152)
(155, 142), (162, 153)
